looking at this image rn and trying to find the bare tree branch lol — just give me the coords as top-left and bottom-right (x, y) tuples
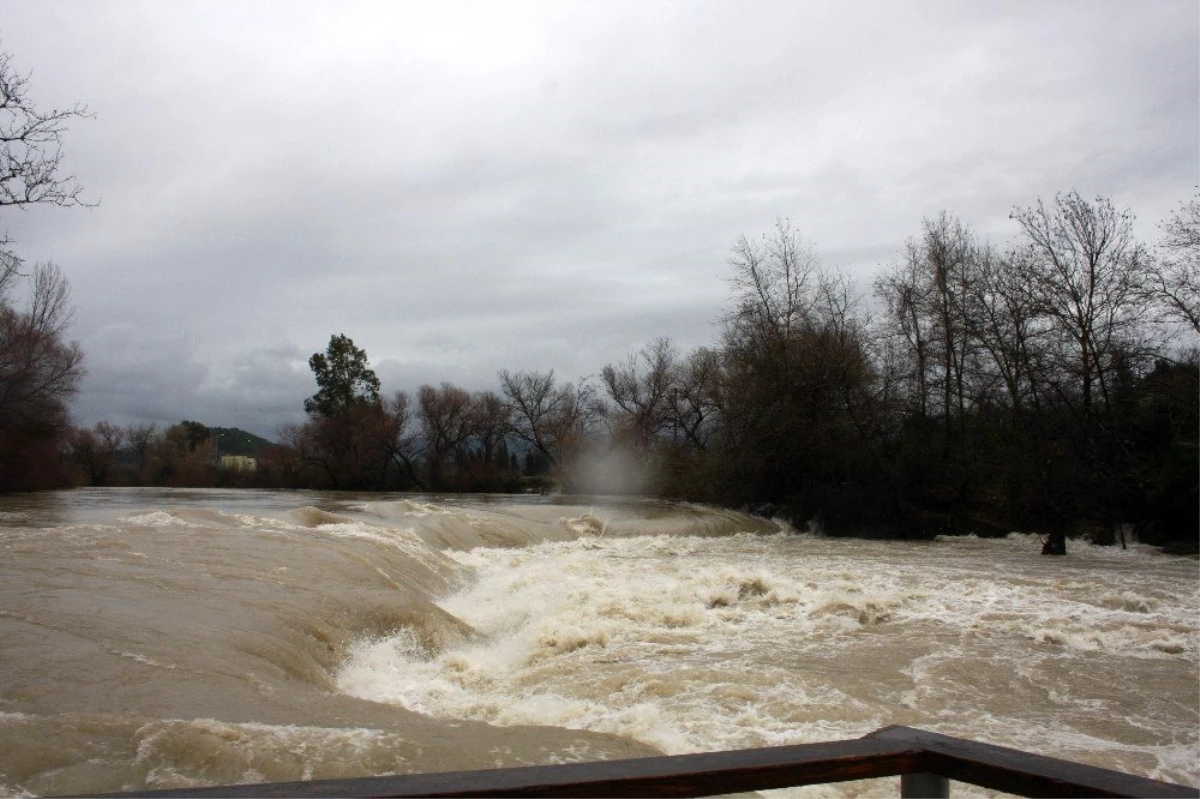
(0, 49), (93, 282)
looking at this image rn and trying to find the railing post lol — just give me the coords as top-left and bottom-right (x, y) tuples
(901, 772), (949, 798)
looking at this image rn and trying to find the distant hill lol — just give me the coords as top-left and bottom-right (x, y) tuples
(210, 427), (275, 458)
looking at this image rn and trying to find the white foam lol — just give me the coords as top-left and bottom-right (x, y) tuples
(122, 511), (195, 527)
(118, 651), (177, 670)
(337, 531), (1199, 787)
(132, 718), (420, 788)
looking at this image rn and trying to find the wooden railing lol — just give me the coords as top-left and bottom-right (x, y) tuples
(97, 726), (1197, 798)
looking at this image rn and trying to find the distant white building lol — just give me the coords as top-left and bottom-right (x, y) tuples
(219, 455), (257, 472)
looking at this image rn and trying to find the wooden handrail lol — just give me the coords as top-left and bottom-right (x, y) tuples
(88, 726), (1197, 799)
(864, 726), (1195, 798)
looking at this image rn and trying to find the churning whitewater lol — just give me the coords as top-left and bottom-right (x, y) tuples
(0, 489), (1196, 797)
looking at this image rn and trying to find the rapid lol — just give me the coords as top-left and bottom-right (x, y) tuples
(0, 488), (1196, 797)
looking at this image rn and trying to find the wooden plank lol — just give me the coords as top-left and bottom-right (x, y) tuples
(866, 726), (1198, 798)
(97, 738), (925, 798)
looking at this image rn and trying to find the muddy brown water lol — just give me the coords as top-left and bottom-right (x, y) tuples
(1, 488), (1195, 797)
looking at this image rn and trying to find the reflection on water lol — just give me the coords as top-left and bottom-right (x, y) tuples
(0, 491), (73, 529)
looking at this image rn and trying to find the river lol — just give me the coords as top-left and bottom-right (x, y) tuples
(0, 488), (1196, 797)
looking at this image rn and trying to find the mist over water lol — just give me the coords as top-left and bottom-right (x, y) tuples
(1, 489), (1196, 797)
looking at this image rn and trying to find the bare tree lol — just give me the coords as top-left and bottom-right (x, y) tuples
(66, 426), (98, 482)
(719, 220), (885, 518)
(875, 248), (934, 418)
(499, 369), (599, 473)
(468, 390), (513, 470)
(0, 262), (84, 431)
(69, 420), (123, 485)
(1011, 191), (1150, 428)
(601, 337), (678, 452)
(417, 382), (474, 488)
(725, 218), (822, 363)
(1147, 195), (1200, 334)
(1011, 192), (1154, 554)
(670, 347), (723, 452)
(378, 390), (425, 489)
(125, 422), (157, 480)
(95, 419), (124, 455)
(0, 50), (91, 283)
(963, 246), (1048, 425)
(924, 213), (978, 448)
(875, 213), (980, 451)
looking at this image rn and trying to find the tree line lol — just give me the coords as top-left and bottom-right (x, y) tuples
(6, 192), (1199, 553)
(63, 420), (275, 488)
(276, 189), (1195, 547)
(259, 191), (1195, 551)
(0, 48), (1194, 549)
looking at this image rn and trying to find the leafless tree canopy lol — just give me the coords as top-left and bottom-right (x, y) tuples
(418, 382), (475, 488)
(469, 390), (513, 465)
(725, 218), (822, 354)
(0, 50), (91, 282)
(0, 262), (84, 431)
(876, 214), (978, 426)
(499, 369), (599, 470)
(1147, 195), (1200, 333)
(601, 337), (678, 452)
(1011, 191), (1150, 425)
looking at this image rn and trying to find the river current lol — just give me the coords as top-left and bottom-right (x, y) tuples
(0, 488), (1196, 797)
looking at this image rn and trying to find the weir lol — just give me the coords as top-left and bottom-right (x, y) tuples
(93, 726), (1197, 798)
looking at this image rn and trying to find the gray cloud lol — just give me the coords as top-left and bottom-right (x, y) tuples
(2, 0), (1196, 439)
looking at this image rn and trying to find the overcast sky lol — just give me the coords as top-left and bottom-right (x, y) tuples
(3, 1), (1196, 438)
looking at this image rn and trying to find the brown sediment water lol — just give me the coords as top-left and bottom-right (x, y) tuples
(1, 488), (1196, 797)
